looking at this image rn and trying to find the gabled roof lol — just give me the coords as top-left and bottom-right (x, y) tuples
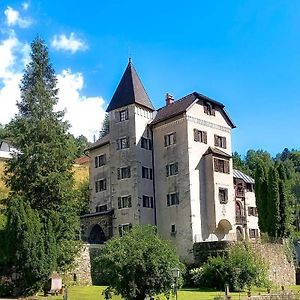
(203, 147), (232, 158)
(85, 134), (110, 151)
(106, 60), (154, 112)
(233, 169), (255, 184)
(151, 92), (236, 128)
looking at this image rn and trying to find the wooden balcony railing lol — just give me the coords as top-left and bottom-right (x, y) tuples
(235, 215), (247, 225)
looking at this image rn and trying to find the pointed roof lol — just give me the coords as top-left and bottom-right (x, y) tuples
(106, 60), (154, 112)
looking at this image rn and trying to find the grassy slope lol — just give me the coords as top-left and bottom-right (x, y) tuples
(35, 286), (300, 300)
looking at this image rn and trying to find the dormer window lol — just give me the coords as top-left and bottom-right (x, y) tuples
(119, 109), (128, 121)
(204, 102), (215, 116)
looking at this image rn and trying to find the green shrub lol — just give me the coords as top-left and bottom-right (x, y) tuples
(190, 242), (269, 292)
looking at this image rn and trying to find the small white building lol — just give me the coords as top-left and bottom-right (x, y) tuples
(0, 140), (15, 161)
(81, 61), (260, 262)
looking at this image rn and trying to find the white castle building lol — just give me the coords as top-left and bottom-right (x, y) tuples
(81, 61), (259, 261)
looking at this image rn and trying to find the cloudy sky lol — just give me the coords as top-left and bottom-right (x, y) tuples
(0, 1), (299, 155)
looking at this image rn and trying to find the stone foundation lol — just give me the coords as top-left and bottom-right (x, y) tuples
(193, 240), (296, 286)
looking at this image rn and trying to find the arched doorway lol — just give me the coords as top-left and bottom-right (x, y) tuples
(88, 224), (106, 244)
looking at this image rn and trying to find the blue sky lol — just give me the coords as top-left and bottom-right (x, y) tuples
(0, 1), (299, 156)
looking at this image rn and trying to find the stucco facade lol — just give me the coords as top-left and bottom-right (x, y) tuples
(82, 61), (260, 262)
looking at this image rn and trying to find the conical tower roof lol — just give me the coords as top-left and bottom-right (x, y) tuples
(106, 60), (154, 112)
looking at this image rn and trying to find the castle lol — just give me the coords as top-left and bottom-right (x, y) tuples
(81, 60), (259, 262)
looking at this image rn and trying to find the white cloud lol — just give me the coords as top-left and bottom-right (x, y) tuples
(0, 31), (104, 141)
(51, 33), (87, 54)
(4, 6), (32, 28)
(22, 2), (29, 11)
(0, 33), (27, 124)
(56, 70), (106, 140)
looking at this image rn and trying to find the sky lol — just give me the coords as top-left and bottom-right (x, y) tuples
(0, 1), (299, 156)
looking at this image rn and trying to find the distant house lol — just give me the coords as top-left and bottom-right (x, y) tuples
(0, 140), (15, 161)
(81, 61), (260, 262)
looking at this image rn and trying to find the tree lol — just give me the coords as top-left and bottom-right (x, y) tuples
(232, 151), (250, 175)
(95, 225), (184, 300)
(99, 113), (109, 138)
(190, 242), (269, 292)
(2, 37), (80, 294)
(74, 134), (91, 157)
(255, 161), (269, 232)
(267, 166), (281, 237)
(245, 149), (273, 177)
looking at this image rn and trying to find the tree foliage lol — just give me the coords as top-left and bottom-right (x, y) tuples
(95, 225), (184, 300)
(190, 242), (269, 292)
(0, 37), (80, 295)
(99, 113), (109, 138)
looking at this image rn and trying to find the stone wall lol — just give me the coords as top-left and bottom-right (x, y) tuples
(252, 242), (295, 286)
(193, 241), (296, 286)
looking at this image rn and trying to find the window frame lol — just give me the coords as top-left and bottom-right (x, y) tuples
(96, 204), (108, 212)
(142, 195), (154, 208)
(214, 158), (230, 174)
(164, 132), (176, 147)
(118, 223), (132, 237)
(142, 166), (153, 180)
(117, 137), (129, 150)
(119, 109), (128, 122)
(95, 154), (106, 168)
(166, 162), (178, 177)
(167, 192), (179, 206)
(193, 129), (207, 144)
(117, 195), (132, 209)
(219, 187), (228, 204)
(214, 135), (227, 149)
(95, 178), (107, 193)
(117, 166), (131, 180)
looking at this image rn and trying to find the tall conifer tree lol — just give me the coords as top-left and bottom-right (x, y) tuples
(4, 37), (80, 295)
(267, 166), (281, 237)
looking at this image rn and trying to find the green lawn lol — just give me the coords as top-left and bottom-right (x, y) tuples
(35, 285), (300, 300)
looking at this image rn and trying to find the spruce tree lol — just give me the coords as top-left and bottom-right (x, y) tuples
(267, 166), (281, 237)
(4, 37), (80, 294)
(255, 161), (268, 232)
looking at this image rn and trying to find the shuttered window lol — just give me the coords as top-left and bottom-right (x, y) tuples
(117, 166), (131, 179)
(95, 154), (106, 168)
(143, 195), (154, 208)
(95, 178), (107, 192)
(167, 193), (179, 206)
(166, 162), (178, 177)
(214, 158), (230, 174)
(117, 137), (129, 150)
(193, 129), (207, 144)
(214, 135), (227, 149)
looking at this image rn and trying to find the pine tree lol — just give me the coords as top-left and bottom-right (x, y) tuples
(255, 161), (268, 232)
(99, 113), (109, 138)
(267, 166), (281, 237)
(3, 37), (80, 294)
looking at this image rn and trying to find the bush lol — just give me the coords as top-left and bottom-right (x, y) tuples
(190, 242), (269, 291)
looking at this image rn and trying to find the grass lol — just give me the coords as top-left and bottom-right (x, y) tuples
(34, 285), (300, 300)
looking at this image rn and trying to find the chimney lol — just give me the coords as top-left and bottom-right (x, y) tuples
(165, 93), (174, 106)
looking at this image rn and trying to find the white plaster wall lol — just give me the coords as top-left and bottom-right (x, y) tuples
(152, 116), (194, 262)
(186, 102), (235, 243)
(245, 191), (260, 232)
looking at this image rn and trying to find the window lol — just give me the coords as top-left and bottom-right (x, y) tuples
(167, 193), (179, 206)
(166, 162), (178, 177)
(118, 195), (132, 209)
(249, 228), (259, 238)
(117, 166), (131, 179)
(96, 204), (107, 212)
(142, 166), (153, 179)
(214, 135), (227, 149)
(193, 129), (207, 143)
(214, 158), (230, 174)
(141, 137), (152, 150)
(171, 224), (176, 235)
(143, 195), (154, 208)
(117, 137), (129, 150)
(219, 188), (228, 204)
(119, 109), (128, 121)
(95, 178), (106, 192)
(248, 207), (258, 217)
(246, 183), (254, 192)
(95, 154), (106, 168)
(164, 132), (176, 146)
(118, 223), (132, 237)
(203, 102), (215, 116)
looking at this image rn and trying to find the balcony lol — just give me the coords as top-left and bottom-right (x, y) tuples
(235, 215), (247, 225)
